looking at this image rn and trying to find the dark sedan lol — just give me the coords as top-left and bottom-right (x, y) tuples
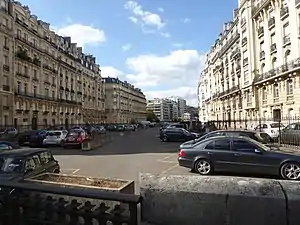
(178, 136), (300, 180)
(180, 130), (272, 148)
(160, 128), (200, 142)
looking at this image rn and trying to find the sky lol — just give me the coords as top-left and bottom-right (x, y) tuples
(19, 0), (238, 106)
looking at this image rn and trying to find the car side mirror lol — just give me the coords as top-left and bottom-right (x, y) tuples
(254, 149), (263, 154)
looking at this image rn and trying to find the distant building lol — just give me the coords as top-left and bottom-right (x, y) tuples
(146, 98), (171, 121)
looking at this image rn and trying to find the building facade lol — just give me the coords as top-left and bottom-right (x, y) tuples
(0, 0), (105, 129)
(103, 77), (146, 123)
(146, 98), (172, 121)
(199, 0), (300, 128)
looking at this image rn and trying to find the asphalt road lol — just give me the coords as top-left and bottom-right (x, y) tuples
(52, 128), (190, 189)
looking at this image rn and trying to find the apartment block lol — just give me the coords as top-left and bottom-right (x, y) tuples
(103, 77), (147, 123)
(0, 0), (106, 129)
(146, 98), (172, 121)
(199, 0), (300, 128)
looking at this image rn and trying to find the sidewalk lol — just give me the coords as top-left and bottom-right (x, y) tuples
(279, 146), (300, 155)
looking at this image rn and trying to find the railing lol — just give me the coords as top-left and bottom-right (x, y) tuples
(254, 57), (300, 83)
(0, 181), (142, 225)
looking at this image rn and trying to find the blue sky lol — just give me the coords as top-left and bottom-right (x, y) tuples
(20, 0), (237, 106)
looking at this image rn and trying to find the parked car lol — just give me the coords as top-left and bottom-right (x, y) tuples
(117, 125), (126, 131)
(160, 128), (200, 142)
(0, 141), (20, 151)
(18, 130), (47, 146)
(254, 122), (285, 139)
(28, 130), (48, 147)
(0, 148), (60, 182)
(280, 123), (300, 145)
(43, 130), (68, 146)
(0, 127), (18, 135)
(178, 136), (300, 180)
(96, 126), (106, 134)
(180, 130), (273, 148)
(62, 129), (89, 148)
(125, 125), (136, 131)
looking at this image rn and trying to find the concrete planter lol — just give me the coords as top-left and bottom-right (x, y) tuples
(25, 173), (134, 208)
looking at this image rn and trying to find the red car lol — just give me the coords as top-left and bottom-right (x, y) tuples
(62, 129), (89, 149)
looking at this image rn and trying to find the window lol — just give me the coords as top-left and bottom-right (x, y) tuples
(270, 33), (275, 44)
(4, 55), (8, 65)
(259, 41), (264, 51)
(283, 23), (289, 37)
(284, 123), (299, 130)
(4, 36), (8, 48)
(214, 140), (231, 151)
(33, 86), (37, 96)
(273, 84), (279, 98)
(244, 70), (249, 83)
(262, 87), (267, 100)
(24, 83), (28, 94)
(24, 66), (28, 75)
(17, 29), (21, 37)
(246, 92), (252, 103)
(39, 151), (53, 164)
(287, 80), (293, 95)
(205, 141), (214, 149)
(17, 81), (21, 93)
(45, 88), (49, 96)
(52, 90), (55, 98)
(33, 70), (37, 79)
(232, 140), (257, 152)
(3, 75), (8, 85)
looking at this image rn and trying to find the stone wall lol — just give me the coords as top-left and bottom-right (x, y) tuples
(140, 173), (300, 225)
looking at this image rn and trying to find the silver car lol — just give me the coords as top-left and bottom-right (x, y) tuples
(43, 130), (68, 146)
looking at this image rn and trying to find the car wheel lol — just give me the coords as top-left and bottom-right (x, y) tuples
(194, 159), (213, 175)
(280, 162), (300, 180)
(162, 136), (168, 142)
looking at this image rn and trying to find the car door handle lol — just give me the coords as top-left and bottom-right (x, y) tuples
(234, 153), (240, 156)
(207, 152), (212, 155)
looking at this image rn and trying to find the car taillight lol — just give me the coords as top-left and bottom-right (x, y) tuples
(77, 136), (83, 142)
(178, 150), (186, 157)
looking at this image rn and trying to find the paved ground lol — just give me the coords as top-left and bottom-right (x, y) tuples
(51, 128), (190, 189)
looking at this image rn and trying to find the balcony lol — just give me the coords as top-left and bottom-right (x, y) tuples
(254, 57), (300, 84)
(243, 58), (248, 66)
(16, 50), (32, 62)
(283, 36), (291, 46)
(230, 48), (241, 61)
(236, 64), (241, 71)
(260, 51), (265, 60)
(16, 72), (30, 79)
(219, 32), (240, 58)
(268, 17), (275, 29)
(241, 37), (247, 46)
(2, 85), (10, 92)
(280, 6), (289, 19)
(3, 65), (9, 72)
(241, 18), (246, 26)
(258, 27), (264, 38)
(270, 43), (277, 53)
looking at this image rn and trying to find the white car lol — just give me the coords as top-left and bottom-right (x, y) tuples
(254, 122), (285, 139)
(43, 130), (68, 146)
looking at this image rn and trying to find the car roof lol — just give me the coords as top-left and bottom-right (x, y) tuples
(208, 130), (257, 134)
(204, 135), (254, 142)
(0, 148), (49, 157)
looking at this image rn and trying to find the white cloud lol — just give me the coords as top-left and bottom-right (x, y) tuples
(158, 7), (164, 12)
(101, 66), (124, 78)
(125, 50), (205, 106)
(122, 44), (132, 51)
(54, 24), (106, 48)
(172, 43), (183, 48)
(181, 18), (191, 23)
(101, 50), (206, 106)
(124, 1), (168, 37)
(161, 32), (171, 38)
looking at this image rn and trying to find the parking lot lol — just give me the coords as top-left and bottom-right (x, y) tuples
(52, 128), (190, 187)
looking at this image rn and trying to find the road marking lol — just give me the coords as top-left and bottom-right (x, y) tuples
(161, 164), (179, 174)
(160, 154), (175, 161)
(72, 169), (80, 174)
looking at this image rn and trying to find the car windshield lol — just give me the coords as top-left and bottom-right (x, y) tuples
(181, 129), (190, 135)
(47, 131), (62, 136)
(0, 157), (23, 173)
(270, 123), (285, 128)
(242, 137), (271, 151)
